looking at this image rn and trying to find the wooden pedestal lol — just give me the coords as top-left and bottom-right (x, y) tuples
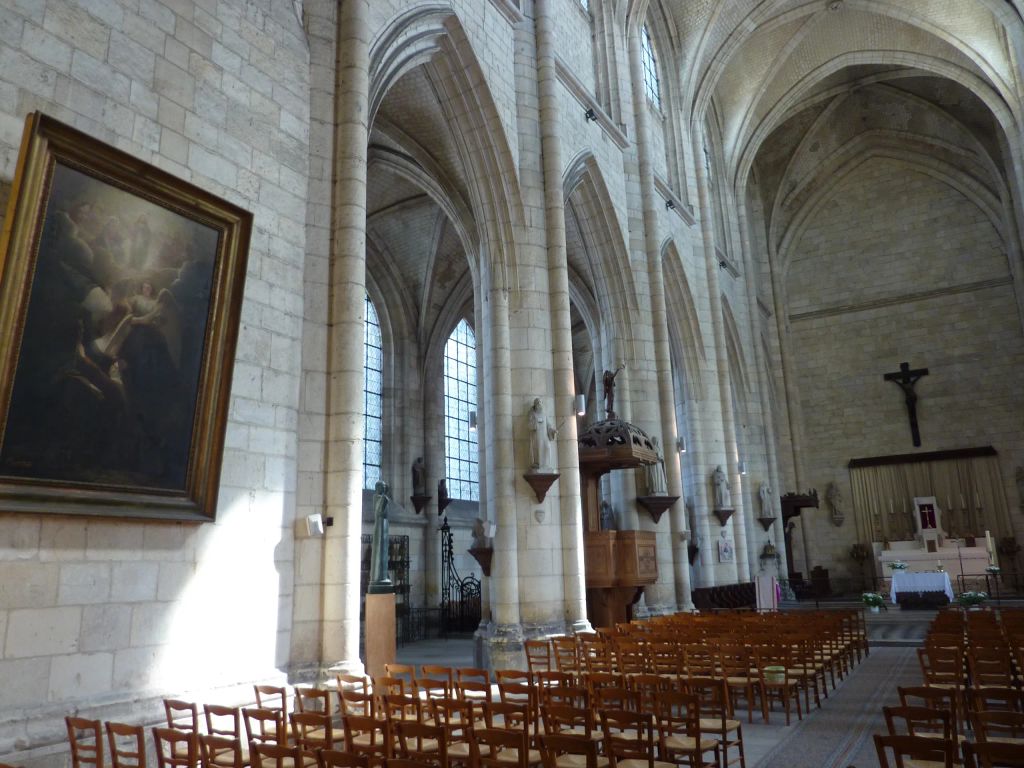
(365, 592), (396, 679)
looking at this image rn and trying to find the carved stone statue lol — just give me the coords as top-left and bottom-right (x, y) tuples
(1017, 466), (1024, 512)
(602, 364), (625, 418)
(528, 398), (557, 471)
(600, 500), (616, 530)
(712, 465), (731, 509)
(758, 481), (772, 516)
(827, 481), (844, 527)
(368, 481), (392, 592)
(646, 436), (668, 495)
(412, 456), (426, 496)
(471, 517), (488, 550)
(437, 478), (449, 516)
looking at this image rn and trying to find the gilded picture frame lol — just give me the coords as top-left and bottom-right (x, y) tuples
(0, 113), (251, 521)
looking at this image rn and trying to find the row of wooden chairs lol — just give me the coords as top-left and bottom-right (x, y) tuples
(874, 734), (1024, 768)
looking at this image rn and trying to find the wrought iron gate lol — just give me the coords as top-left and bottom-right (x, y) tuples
(439, 516), (481, 634)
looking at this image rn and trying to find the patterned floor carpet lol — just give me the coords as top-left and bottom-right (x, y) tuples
(756, 646), (919, 768)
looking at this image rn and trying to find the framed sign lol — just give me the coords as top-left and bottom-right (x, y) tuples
(0, 113), (251, 521)
(718, 537), (735, 563)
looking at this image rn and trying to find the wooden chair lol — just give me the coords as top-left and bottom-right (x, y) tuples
(497, 680), (540, 736)
(628, 672), (671, 715)
(972, 686), (1024, 715)
(198, 735), (246, 768)
(540, 704), (601, 746)
(382, 693), (423, 727)
(873, 734), (954, 768)
(342, 715), (391, 765)
(551, 638), (581, 681)
(973, 711), (1024, 746)
(106, 722), (145, 768)
(883, 705), (953, 741)
(205, 705), (243, 740)
(165, 701), (201, 734)
(471, 728), (529, 768)
(654, 691), (719, 768)
(153, 728), (200, 768)
(897, 686), (962, 745)
(242, 709), (286, 747)
(66, 717), (104, 768)
(592, 687), (640, 713)
(719, 645), (765, 724)
(392, 720), (446, 768)
(455, 680), (491, 708)
(316, 752), (367, 768)
(962, 740), (1024, 768)
(339, 689), (376, 720)
(254, 687), (289, 719)
(415, 677), (454, 704)
(482, 702), (542, 766)
(598, 709), (674, 768)
(290, 712), (334, 752)
(337, 675), (371, 697)
(540, 685), (590, 710)
(247, 741), (315, 768)
(538, 733), (601, 768)
(525, 640), (554, 675)
(295, 687), (333, 716)
(756, 646), (802, 726)
(428, 698), (478, 767)
(455, 668), (489, 685)
(384, 665), (417, 691)
(686, 677), (746, 768)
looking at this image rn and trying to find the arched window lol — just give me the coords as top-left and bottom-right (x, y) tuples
(443, 319), (478, 501)
(641, 24), (661, 109)
(363, 294), (383, 489)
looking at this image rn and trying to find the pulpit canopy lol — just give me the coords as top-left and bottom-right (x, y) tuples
(578, 419), (659, 472)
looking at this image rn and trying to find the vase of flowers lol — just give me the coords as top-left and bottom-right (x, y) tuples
(887, 561), (908, 571)
(957, 591), (988, 609)
(985, 565), (1000, 575)
(862, 592), (886, 612)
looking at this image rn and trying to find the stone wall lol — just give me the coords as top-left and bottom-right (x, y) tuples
(785, 158), (1024, 576)
(0, 0), (310, 760)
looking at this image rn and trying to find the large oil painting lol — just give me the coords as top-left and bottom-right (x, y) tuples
(0, 113), (251, 520)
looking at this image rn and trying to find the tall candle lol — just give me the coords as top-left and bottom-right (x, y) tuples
(889, 499), (893, 515)
(960, 493), (965, 509)
(985, 530), (993, 554)
(976, 491), (981, 508)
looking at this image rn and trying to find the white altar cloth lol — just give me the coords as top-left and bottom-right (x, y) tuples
(890, 571), (954, 603)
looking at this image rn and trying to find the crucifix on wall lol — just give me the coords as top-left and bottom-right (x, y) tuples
(883, 361), (929, 447)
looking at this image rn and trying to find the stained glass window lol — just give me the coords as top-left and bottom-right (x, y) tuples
(444, 319), (478, 501)
(641, 25), (661, 108)
(364, 294), (383, 489)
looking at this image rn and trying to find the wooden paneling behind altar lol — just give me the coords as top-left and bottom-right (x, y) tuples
(848, 447), (1011, 545)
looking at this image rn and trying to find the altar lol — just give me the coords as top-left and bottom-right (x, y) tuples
(890, 570), (954, 608)
(876, 539), (989, 580)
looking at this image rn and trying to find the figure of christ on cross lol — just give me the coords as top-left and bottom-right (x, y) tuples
(883, 361), (929, 447)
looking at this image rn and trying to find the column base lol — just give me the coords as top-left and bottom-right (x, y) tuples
(326, 657), (366, 678)
(569, 617), (594, 634)
(474, 621), (525, 673)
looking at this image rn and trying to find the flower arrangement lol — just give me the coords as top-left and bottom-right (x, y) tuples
(985, 565), (1001, 575)
(887, 561), (908, 570)
(862, 592), (886, 608)
(957, 591), (988, 607)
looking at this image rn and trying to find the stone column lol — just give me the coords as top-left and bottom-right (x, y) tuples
(766, 240), (812, 573)
(534, 0), (590, 633)
(736, 202), (788, 577)
(323, 0), (370, 675)
(482, 281), (523, 670)
(626, 25), (693, 611)
(692, 137), (741, 586)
